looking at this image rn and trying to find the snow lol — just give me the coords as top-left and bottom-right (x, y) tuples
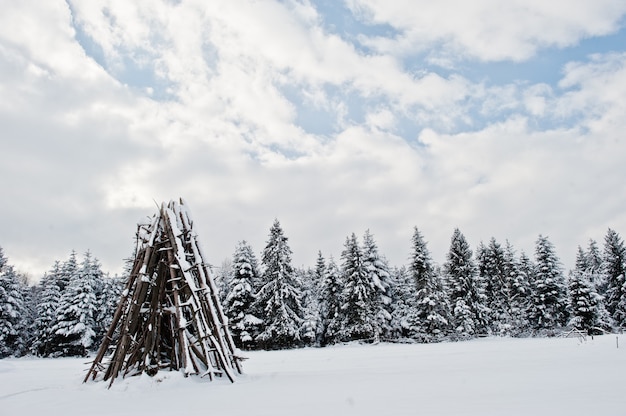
(1, 335), (624, 415)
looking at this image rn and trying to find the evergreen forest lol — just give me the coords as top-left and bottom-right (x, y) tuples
(1, 223), (625, 356)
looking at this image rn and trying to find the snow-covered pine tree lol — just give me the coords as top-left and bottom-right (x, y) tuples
(51, 251), (100, 356)
(0, 248), (28, 357)
(298, 267), (323, 347)
(255, 220), (304, 349)
(517, 251), (538, 333)
(32, 262), (63, 356)
(361, 230), (393, 341)
(215, 259), (234, 307)
(57, 250), (78, 291)
(388, 265), (418, 340)
(477, 238), (510, 334)
(225, 240), (261, 349)
(503, 242), (532, 335)
(530, 235), (569, 331)
(320, 256), (343, 345)
(585, 239), (606, 294)
(19, 277), (37, 353)
(79, 253), (108, 341)
(410, 227), (450, 342)
(444, 228), (489, 339)
(583, 239), (612, 331)
(299, 251), (326, 347)
(337, 233), (379, 342)
(314, 250), (326, 282)
(568, 246), (612, 334)
(603, 229), (626, 328)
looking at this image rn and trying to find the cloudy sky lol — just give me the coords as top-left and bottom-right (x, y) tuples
(2, 0), (626, 279)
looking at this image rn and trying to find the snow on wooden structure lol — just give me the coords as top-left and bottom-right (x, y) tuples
(85, 199), (242, 387)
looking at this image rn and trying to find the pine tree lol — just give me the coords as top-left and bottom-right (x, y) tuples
(568, 247), (612, 334)
(19, 278), (37, 354)
(387, 266), (419, 341)
(409, 228), (450, 342)
(585, 239), (605, 294)
(530, 235), (569, 331)
(0, 248), (6, 271)
(299, 251), (327, 347)
(503, 242), (532, 335)
(337, 233), (379, 342)
(314, 251), (326, 283)
(603, 229), (626, 327)
(0, 249), (28, 357)
(518, 251), (537, 333)
(299, 266), (323, 347)
(320, 256), (343, 345)
(225, 240), (261, 349)
(215, 259), (234, 307)
(81, 253), (107, 341)
(57, 250), (78, 291)
(32, 262), (63, 356)
(478, 238), (511, 334)
(583, 239), (612, 331)
(444, 228), (489, 338)
(51, 251), (100, 356)
(361, 230), (393, 341)
(255, 220), (304, 349)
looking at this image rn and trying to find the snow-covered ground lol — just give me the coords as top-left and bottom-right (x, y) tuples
(1, 335), (624, 416)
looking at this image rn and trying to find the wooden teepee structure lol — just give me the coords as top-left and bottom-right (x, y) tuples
(85, 199), (242, 387)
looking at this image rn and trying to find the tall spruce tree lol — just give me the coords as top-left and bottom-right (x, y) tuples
(584, 239), (612, 331)
(410, 228), (450, 342)
(568, 246), (612, 334)
(51, 251), (100, 356)
(338, 233), (380, 342)
(518, 251), (538, 333)
(585, 239), (605, 294)
(255, 220), (304, 349)
(603, 229), (626, 327)
(530, 235), (568, 330)
(361, 230), (393, 341)
(388, 266), (417, 339)
(300, 251), (327, 347)
(503, 242), (532, 335)
(299, 266), (323, 347)
(0, 249), (28, 357)
(320, 256), (343, 345)
(57, 250), (78, 291)
(225, 240), (261, 349)
(444, 228), (489, 338)
(32, 262), (63, 356)
(81, 253), (107, 341)
(215, 259), (234, 306)
(478, 238), (511, 334)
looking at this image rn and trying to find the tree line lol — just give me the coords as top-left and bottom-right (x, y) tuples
(1, 223), (625, 357)
(217, 222), (625, 350)
(0, 249), (123, 357)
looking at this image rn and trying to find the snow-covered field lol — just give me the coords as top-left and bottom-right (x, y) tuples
(1, 335), (624, 416)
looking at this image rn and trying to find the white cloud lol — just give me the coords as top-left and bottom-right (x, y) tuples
(522, 84), (553, 117)
(68, 0), (476, 137)
(348, 0), (626, 62)
(1, 0), (626, 278)
(556, 52), (626, 131)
